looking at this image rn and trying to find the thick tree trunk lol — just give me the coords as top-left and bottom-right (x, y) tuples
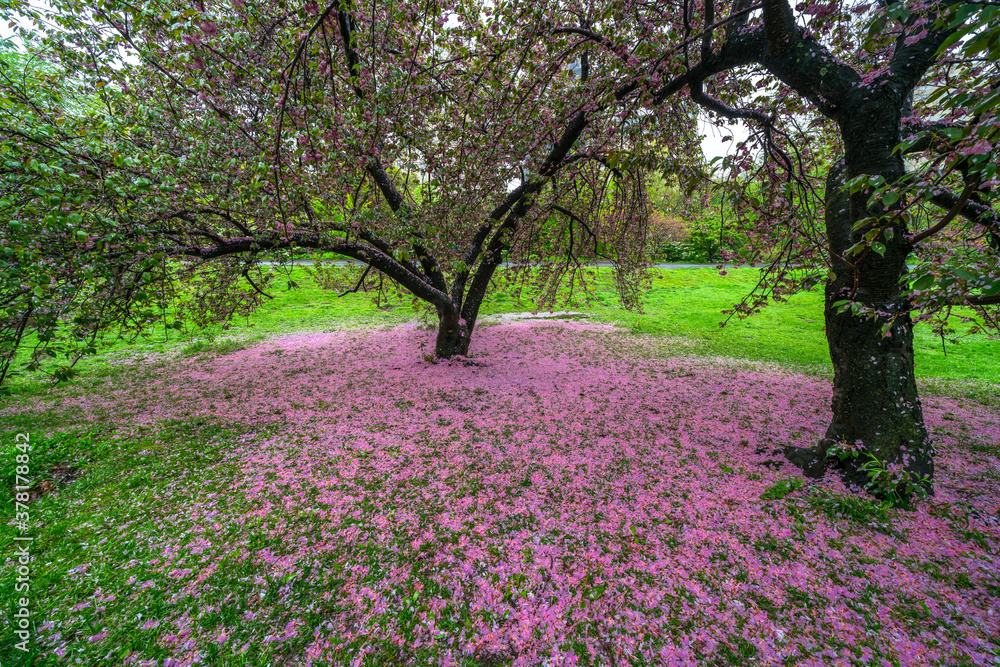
(820, 286), (933, 491)
(434, 306), (471, 358)
(786, 104), (934, 498)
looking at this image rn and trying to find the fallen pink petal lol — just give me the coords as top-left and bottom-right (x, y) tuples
(9, 322), (998, 665)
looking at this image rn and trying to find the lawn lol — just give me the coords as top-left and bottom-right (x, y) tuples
(30, 265), (996, 388)
(1, 268), (998, 666)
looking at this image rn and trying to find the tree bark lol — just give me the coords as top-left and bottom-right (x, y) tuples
(434, 306), (471, 358)
(820, 286), (933, 492)
(787, 103), (934, 496)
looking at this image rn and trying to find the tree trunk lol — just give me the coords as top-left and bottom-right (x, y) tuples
(434, 306), (471, 358)
(786, 104), (934, 498)
(820, 286), (933, 492)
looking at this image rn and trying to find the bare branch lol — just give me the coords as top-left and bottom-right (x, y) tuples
(338, 263), (372, 297)
(909, 181), (976, 245)
(242, 268), (274, 300)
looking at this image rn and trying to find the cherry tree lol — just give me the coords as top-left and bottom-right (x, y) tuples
(554, 0), (998, 496)
(6, 0), (997, 500)
(0, 42), (163, 384)
(2, 0), (699, 365)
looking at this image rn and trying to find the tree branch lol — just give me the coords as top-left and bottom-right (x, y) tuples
(702, 0), (716, 61)
(338, 263), (372, 296)
(761, 0), (796, 52)
(966, 293), (1000, 305)
(888, 1), (967, 98)
(928, 189), (1000, 239)
(242, 268), (274, 299)
(689, 78), (772, 124)
(177, 233), (452, 307)
(553, 204), (600, 255)
(364, 159), (404, 212)
(909, 181), (976, 245)
(552, 27), (610, 46)
(337, 8), (365, 97)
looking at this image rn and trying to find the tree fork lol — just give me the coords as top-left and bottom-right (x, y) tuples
(433, 306), (471, 358)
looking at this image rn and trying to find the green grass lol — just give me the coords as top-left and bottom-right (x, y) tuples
(257, 266), (998, 384)
(4, 266), (997, 394)
(0, 266), (995, 666)
(804, 488), (897, 535)
(621, 269), (997, 383)
(0, 420), (264, 666)
(760, 476), (805, 501)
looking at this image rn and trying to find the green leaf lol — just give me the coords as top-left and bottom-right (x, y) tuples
(965, 31), (993, 56)
(938, 28), (968, 53)
(941, 127), (964, 141)
(867, 16), (886, 40)
(972, 89), (1000, 114)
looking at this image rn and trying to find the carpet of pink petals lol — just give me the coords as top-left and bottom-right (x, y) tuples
(36, 322), (1000, 665)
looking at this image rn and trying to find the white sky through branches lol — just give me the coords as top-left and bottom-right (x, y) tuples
(1, 15), (744, 163)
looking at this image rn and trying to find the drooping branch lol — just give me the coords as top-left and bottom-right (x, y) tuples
(553, 204), (600, 256)
(283, 2), (340, 83)
(338, 263), (372, 297)
(927, 189), (1000, 242)
(909, 181), (977, 245)
(242, 268), (274, 299)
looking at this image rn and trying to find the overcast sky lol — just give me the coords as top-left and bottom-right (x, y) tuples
(699, 118), (749, 161)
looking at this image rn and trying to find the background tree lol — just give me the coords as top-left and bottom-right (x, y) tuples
(0, 38), (174, 385)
